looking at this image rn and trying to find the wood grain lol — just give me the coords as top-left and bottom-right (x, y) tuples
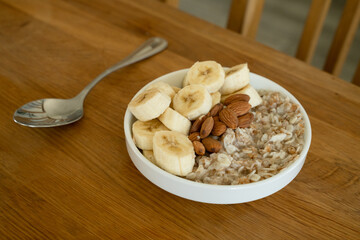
(227, 0), (265, 38)
(296, 0), (331, 63)
(353, 61), (360, 86)
(0, 0), (359, 239)
(323, 0), (360, 76)
(159, 0), (179, 8)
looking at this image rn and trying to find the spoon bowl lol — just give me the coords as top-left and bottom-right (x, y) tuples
(14, 98), (84, 127)
(14, 37), (168, 127)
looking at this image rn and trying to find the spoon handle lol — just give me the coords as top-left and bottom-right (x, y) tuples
(77, 37), (168, 101)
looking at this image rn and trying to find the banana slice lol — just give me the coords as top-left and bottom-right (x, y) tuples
(128, 88), (171, 121)
(221, 84), (262, 108)
(220, 63), (250, 95)
(153, 131), (195, 176)
(171, 86), (181, 93)
(238, 84), (262, 107)
(210, 91), (221, 107)
(132, 119), (168, 150)
(172, 84), (212, 120)
(147, 81), (176, 99)
(221, 93), (230, 103)
(183, 61), (225, 93)
(158, 108), (191, 135)
(170, 86), (181, 109)
(142, 150), (156, 164)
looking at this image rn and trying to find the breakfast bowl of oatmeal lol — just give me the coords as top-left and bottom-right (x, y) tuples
(124, 61), (311, 204)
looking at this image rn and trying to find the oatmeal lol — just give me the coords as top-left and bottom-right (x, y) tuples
(185, 90), (305, 185)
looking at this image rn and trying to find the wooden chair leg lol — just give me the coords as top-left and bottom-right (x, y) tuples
(324, 0), (360, 76)
(227, 0), (265, 39)
(159, 0), (179, 8)
(296, 0), (331, 63)
(352, 61), (360, 86)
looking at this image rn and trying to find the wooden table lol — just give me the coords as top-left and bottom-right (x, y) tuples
(1, 0), (359, 239)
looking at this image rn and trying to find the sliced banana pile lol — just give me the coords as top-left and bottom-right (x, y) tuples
(128, 60), (262, 177)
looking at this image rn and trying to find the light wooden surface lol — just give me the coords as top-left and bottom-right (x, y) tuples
(0, 0), (359, 239)
(296, 0), (331, 63)
(227, 0), (265, 38)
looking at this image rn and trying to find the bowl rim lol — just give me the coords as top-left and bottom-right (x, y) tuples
(124, 68), (312, 190)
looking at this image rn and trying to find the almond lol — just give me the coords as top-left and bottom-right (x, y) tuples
(224, 94), (250, 105)
(202, 137), (222, 153)
(200, 116), (214, 139)
(193, 141), (206, 155)
(219, 108), (238, 129)
(190, 115), (206, 133)
(213, 116), (219, 122)
(238, 112), (254, 128)
(188, 132), (200, 142)
(227, 101), (251, 117)
(211, 121), (227, 136)
(238, 122), (250, 128)
(209, 103), (223, 116)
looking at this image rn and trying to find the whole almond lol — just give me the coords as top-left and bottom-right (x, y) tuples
(202, 137), (222, 153)
(224, 94), (250, 105)
(219, 108), (238, 129)
(238, 112), (254, 128)
(190, 115), (206, 133)
(238, 122), (250, 128)
(193, 141), (206, 155)
(211, 121), (227, 136)
(209, 103), (223, 116)
(200, 116), (214, 139)
(188, 132), (200, 142)
(227, 101), (251, 116)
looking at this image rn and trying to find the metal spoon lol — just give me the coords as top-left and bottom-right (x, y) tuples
(13, 37), (168, 127)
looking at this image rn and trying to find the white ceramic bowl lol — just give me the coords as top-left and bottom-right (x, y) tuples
(124, 69), (312, 204)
